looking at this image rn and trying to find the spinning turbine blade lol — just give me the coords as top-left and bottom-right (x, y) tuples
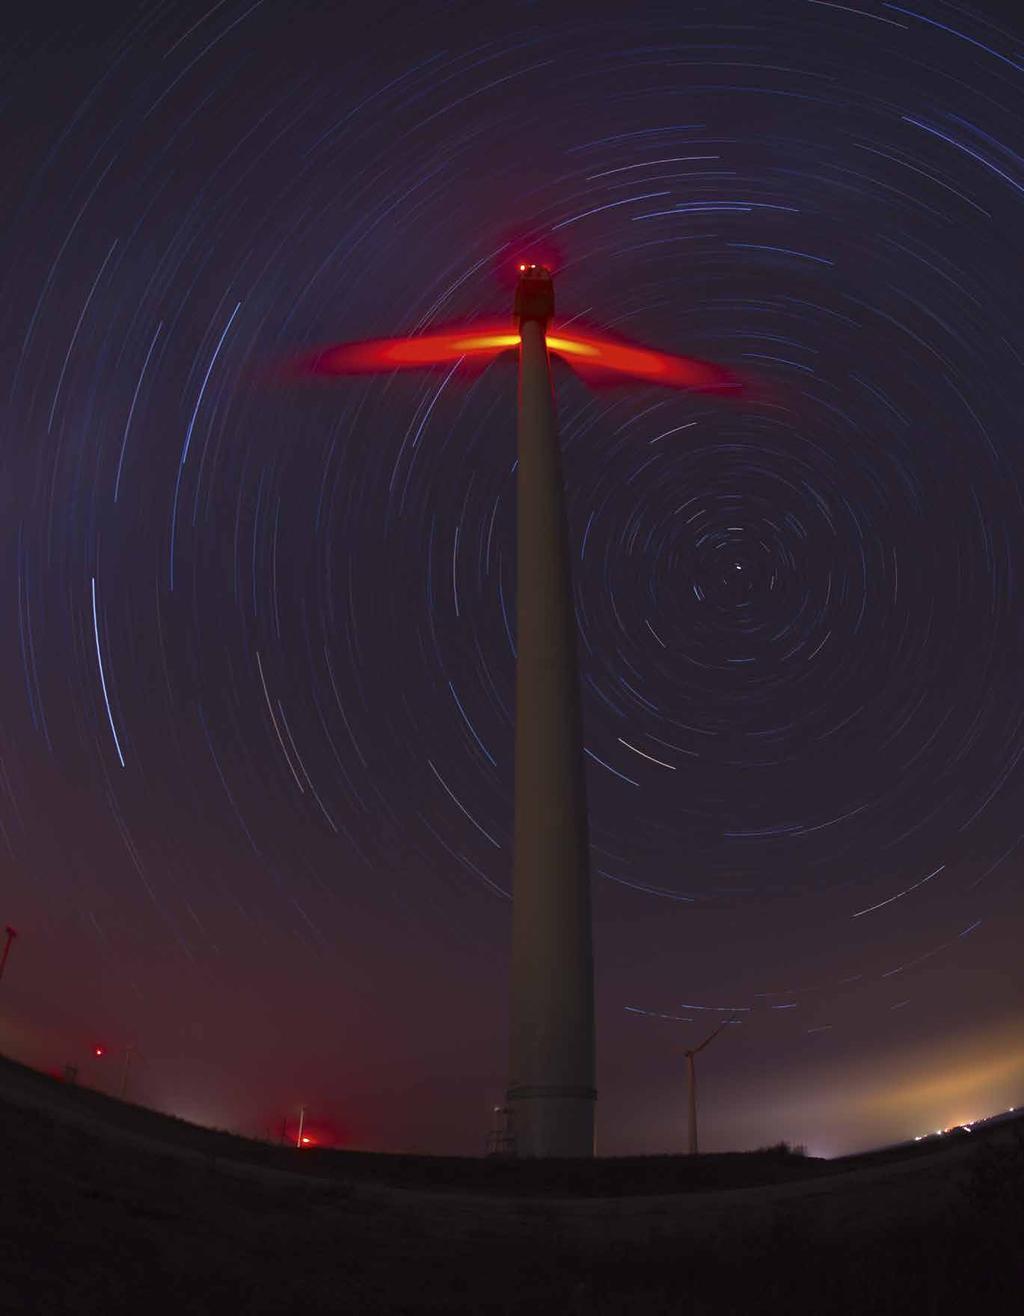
(692, 1014), (738, 1054)
(298, 322), (740, 393)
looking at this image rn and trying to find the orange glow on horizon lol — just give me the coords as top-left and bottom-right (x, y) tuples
(302, 321), (740, 393)
(865, 1044), (1024, 1116)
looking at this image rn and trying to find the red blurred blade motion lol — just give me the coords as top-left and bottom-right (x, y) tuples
(298, 322), (739, 393)
(548, 329), (738, 392)
(302, 321), (515, 374)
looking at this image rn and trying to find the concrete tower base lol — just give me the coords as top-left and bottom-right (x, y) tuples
(505, 1087), (596, 1158)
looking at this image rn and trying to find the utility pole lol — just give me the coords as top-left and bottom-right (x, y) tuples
(120, 1044), (135, 1100)
(685, 1016), (738, 1155)
(296, 1105), (305, 1148)
(0, 926), (18, 984)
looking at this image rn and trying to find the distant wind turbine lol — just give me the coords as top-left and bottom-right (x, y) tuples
(685, 1015), (738, 1155)
(0, 926), (17, 985)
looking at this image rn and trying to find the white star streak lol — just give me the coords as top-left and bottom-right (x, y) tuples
(852, 864), (946, 918)
(90, 576), (125, 769)
(617, 737), (677, 769)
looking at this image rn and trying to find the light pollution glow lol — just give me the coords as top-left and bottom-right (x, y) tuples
(733, 1018), (1024, 1155)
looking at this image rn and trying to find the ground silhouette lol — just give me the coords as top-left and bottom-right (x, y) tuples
(1, 1053), (1021, 1313)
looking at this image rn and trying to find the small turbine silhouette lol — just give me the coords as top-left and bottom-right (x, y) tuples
(685, 1015), (739, 1156)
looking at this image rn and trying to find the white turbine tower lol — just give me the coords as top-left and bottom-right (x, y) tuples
(685, 1015), (737, 1155)
(293, 263), (740, 1159)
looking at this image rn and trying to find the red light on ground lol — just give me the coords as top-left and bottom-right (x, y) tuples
(93, 1046), (105, 1057)
(519, 263), (528, 271)
(300, 1135), (314, 1146)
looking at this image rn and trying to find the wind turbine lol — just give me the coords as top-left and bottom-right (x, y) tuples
(0, 926), (17, 985)
(295, 262), (740, 1157)
(685, 1014), (738, 1156)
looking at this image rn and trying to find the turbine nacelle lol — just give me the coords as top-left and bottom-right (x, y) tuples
(514, 263), (554, 325)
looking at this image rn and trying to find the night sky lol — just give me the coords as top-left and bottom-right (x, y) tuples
(2, 0), (1023, 1158)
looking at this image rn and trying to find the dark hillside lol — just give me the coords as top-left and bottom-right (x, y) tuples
(1, 1054), (1021, 1314)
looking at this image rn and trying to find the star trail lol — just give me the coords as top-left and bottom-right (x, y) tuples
(1, 0), (1022, 1156)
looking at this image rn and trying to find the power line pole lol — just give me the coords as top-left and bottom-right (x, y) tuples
(120, 1045), (135, 1100)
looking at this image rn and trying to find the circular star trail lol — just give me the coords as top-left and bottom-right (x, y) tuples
(1, 0), (1022, 1154)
